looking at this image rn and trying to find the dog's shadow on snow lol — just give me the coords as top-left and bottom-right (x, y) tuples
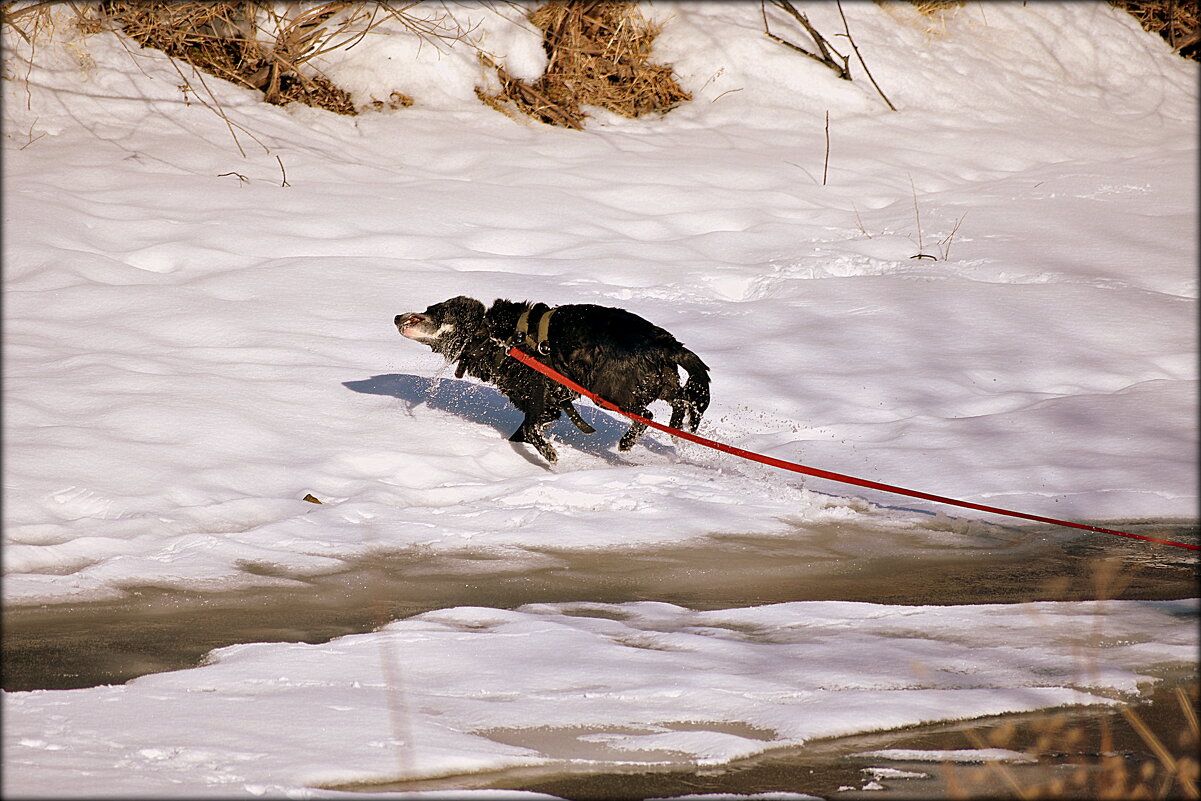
(344, 374), (675, 466)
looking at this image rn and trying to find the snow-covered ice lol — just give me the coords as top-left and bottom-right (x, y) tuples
(4, 599), (1197, 797)
(2, 1), (1197, 797)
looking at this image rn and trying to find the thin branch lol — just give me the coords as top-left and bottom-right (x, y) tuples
(771, 0), (848, 75)
(19, 118), (46, 150)
(761, 0), (850, 81)
(822, 110), (830, 186)
(710, 87), (743, 103)
(836, 0), (896, 111)
(851, 201), (872, 238)
(784, 160), (819, 186)
(910, 175), (923, 252)
(909, 173), (938, 260)
(939, 212), (967, 260)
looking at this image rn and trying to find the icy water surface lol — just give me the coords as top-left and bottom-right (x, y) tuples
(4, 518), (1195, 693)
(344, 679), (1198, 800)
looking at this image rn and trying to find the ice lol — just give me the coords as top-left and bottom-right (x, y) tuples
(2, 599), (1195, 797)
(853, 749), (1036, 764)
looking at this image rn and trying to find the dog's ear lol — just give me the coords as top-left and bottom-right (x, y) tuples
(483, 299), (518, 334)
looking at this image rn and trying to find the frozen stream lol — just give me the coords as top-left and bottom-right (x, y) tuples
(3, 518), (1195, 799)
(5, 518), (1195, 693)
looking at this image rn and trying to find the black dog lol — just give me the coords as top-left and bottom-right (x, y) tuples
(395, 296), (710, 462)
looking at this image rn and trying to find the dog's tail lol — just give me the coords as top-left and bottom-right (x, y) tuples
(673, 348), (711, 432)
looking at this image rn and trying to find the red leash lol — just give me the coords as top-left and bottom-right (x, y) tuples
(507, 346), (1199, 552)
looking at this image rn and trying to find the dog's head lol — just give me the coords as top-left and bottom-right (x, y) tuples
(395, 295), (486, 359)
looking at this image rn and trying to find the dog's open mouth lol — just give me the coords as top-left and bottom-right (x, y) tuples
(395, 313), (428, 338)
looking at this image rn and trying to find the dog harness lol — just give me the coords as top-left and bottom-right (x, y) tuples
(490, 305), (556, 371)
(514, 305), (555, 356)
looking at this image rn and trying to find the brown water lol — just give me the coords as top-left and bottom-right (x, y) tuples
(2, 518), (1197, 799)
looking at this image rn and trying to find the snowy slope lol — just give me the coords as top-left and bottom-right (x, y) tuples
(3, 1), (1195, 606)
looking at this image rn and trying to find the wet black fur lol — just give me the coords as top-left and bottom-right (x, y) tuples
(395, 296), (710, 462)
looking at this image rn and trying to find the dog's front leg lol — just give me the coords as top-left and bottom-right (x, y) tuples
(508, 387), (559, 463)
(510, 415), (558, 463)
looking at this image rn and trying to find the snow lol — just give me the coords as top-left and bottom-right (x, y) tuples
(4, 599), (1197, 797)
(2, 1), (1197, 798)
(853, 749), (1035, 764)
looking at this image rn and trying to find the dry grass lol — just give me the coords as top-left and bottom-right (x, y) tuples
(1112, 0), (1201, 58)
(96, 1), (381, 115)
(941, 551), (1201, 800)
(904, 0), (1199, 61)
(2, 1), (477, 158)
(945, 682), (1200, 800)
(908, 0), (966, 16)
(476, 1), (690, 130)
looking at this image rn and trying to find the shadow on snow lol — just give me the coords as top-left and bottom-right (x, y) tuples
(343, 373), (676, 464)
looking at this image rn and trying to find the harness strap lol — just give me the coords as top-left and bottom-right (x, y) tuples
(537, 307), (554, 353)
(516, 306), (555, 355)
(494, 306), (556, 369)
(515, 308), (532, 342)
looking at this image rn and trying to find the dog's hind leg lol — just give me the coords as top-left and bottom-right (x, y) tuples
(561, 403), (595, 435)
(668, 399), (704, 433)
(668, 402), (686, 430)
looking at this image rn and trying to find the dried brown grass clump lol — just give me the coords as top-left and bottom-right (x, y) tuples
(1111, 0), (1199, 59)
(907, 0), (966, 15)
(98, 1), (403, 115)
(476, 1), (690, 130)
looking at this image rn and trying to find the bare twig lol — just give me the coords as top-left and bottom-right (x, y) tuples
(1, 0), (57, 34)
(19, 118), (46, 150)
(908, 174), (938, 260)
(2, 0), (56, 110)
(836, 0), (896, 111)
(784, 160), (819, 185)
(938, 212), (967, 260)
(910, 175), (923, 251)
(761, 0), (850, 80)
(851, 201), (872, 238)
(276, 155), (290, 187)
(822, 110), (830, 186)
